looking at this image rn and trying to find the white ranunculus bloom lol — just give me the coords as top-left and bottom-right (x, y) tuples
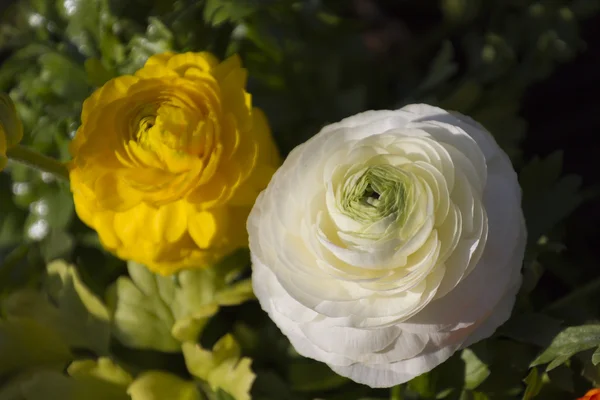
(248, 104), (526, 388)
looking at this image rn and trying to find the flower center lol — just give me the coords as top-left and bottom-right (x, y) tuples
(338, 164), (412, 225)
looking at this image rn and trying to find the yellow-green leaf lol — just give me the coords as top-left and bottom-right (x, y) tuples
(127, 371), (200, 400)
(108, 252), (253, 351)
(183, 335), (255, 400)
(68, 357), (133, 387)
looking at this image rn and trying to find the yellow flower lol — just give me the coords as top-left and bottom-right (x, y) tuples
(69, 52), (280, 275)
(0, 93), (24, 171)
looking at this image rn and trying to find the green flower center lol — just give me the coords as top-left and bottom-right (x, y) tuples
(338, 164), (412, 225)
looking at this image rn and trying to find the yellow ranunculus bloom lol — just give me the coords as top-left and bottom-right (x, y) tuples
(69, 52), (280, 275)
(0, 93), (24, 171)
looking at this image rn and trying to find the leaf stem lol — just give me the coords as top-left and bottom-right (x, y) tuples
(6, 145), (69, 181)
(543, 276), (600, 313)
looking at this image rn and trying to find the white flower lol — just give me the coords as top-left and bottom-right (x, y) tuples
(248, 104), (526, 388)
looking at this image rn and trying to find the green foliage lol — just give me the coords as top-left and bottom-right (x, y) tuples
(183, 334), (255, 400)
(1, 0), (600, 399)
(532, 325), (600, 370)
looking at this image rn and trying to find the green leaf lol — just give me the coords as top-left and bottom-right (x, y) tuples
(46, 260), (111, 353)
(406, 371), (437, 398)
(67, 358), (133, 387)
(203, 0), (259, 26)
(0, 318), (72, 376)
(2, 260), (111, 355)
(459, 390), (490, 400)
(183, 334), (255, 400)
(127, 371), (200, 400)
(171, 303), (219, 343)
(288, 360), (348, 392)
(106, 262), (180, 352)
(461, 349), (490, 390)
(108, 252), (253, 351)
(0, 369), (130, 400)
(43, 184), (74, 229)
(522, 368), (543, 400)
(122, 17), (174, 74)
(37, 53), (89, 100)
(531, 325), (600, 370)
(592, 346), (600, 366)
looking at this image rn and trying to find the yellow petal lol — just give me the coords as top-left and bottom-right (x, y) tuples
(187, 207), (227, 249)
(152, 200), (188, 243)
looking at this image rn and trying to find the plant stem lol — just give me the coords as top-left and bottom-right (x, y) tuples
(543, 276), (600, 313)
(390, 385), (403, 400)
(6, 145), (69, 181)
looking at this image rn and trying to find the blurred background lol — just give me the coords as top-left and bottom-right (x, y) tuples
(1, 1), (600, 399)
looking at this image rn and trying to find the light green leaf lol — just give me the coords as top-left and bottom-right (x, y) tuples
(106, 262), (180, 352)
(461, 349), (490, 390)
(288, 360), (348, 392)
(171, 303), (219, 343)
(522, 368), (543, 400)
(531, 325), (600, 370)
(109, 252), (253, 351)
(183, 335), (255, 400)
(127, 371), (200, 400)
(0, 318), (72, 376)
(68, 357), (133, 387)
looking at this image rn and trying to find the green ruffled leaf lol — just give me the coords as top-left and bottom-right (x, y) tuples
(183, 334), (255, 400)
(106, 261), (181, 352)
(127, 371), (200, 400)
(108, 251), (253, 351)
(531, 325), (600, 370)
